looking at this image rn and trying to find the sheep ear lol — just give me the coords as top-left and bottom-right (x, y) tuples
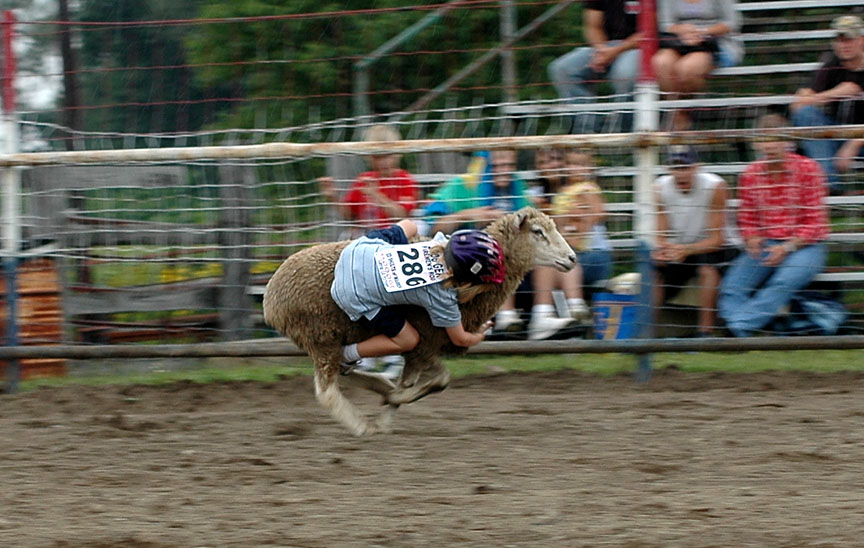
(512, 207), (532, 231)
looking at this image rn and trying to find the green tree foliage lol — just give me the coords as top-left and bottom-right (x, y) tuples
(76, 0), (214, 134)
(185, 0), (582, 132)
(15, 1), (581, 135)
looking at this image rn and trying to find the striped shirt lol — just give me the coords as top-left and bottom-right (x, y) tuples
(737, 153), (828, 244)
(330, 236), (462, 328)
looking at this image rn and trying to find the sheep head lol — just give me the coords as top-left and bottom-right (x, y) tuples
(486, 207), (577, 275)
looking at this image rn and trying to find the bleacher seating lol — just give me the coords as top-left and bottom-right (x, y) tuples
(502, 0), (864, 119)
(304, 1), (864, 335)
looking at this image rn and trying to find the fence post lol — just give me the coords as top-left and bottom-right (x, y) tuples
(217, 163), (253, 341)
(1, 10), (19, 393)
(633, 0), (659, 382)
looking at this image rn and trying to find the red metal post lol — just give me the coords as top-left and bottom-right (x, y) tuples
(638, 0), (657, 83)
(2, 10), (16, 114)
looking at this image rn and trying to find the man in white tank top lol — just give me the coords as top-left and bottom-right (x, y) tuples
(652, 145), (739, 336)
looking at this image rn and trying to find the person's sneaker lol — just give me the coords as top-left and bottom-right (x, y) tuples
(528, 315), (579, 340)
(568, 299), (591, 322)
(380, 355), (404, 381)
(340, 360), (359, 375)
(355, 357), (377, 372)
(494, 309), (524, 333)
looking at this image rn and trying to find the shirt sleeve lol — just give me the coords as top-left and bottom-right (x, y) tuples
(343, 181), (365, 220)
(657, 0), (674, 31)
(810, 54), (837, 92)
(794, 159), (829, 243)
(425, 286), (462, 328)
(512, 178), (530, 210)
(396, 172), (420, 214)
(718, 0), (740, 32)
(425, 178), (462, 217)
(736, 166), (759, 240)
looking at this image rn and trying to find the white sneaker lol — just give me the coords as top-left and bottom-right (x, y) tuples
(568, 299), (591, 322)
(495, 309), (524, 332)
(380, 355), (404, 381)
(528, 314), (578, 340)
(355, 357), (378, 372)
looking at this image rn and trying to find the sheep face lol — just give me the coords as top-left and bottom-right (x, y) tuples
(516, 209), (577, 272)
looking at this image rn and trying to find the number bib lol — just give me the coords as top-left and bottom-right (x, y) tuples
(375, 240), (451, 292)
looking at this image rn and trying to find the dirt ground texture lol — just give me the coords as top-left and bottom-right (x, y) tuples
(2, 366), (864, 547)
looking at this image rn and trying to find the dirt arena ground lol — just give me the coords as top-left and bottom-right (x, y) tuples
(2, 366), (864, 547)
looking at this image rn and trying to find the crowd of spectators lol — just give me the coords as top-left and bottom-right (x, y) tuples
(321, 5), (855, 351)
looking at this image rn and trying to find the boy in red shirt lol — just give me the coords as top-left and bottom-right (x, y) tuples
(320, 124), (419, 233)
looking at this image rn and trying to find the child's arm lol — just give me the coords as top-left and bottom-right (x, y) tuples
(396, 219), (418, 239)
(446, 321), (492, 347)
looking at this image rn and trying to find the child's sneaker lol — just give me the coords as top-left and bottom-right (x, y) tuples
(380, 355), (404, 381)
(568, 298), (591, 322)
(494, 309), (524, 332)
(340, 360), (359, 375)
(528, 314), (578, 340)
(341, 357), (376, 375)
(355, 357), (378, 372)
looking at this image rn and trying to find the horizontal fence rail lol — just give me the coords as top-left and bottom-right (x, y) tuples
(4, 126), (864, 167)
(3, 336), (864, 360)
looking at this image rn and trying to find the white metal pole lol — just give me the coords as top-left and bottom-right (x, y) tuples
(2, 9), (21, 394)
(633, 82), (659, 245)
(1, 114), (19, 259)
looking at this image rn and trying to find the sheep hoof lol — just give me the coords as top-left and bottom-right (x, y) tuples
(341, 369), (396, 397)
(387, 370), (451, 405)
(375, 405), (398, 433)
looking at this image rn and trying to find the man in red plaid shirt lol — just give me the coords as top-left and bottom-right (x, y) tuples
(718, 113), (829, 337)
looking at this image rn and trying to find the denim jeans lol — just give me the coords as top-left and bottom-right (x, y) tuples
(790, 105), (842, 193)
(547, 43), (640, 133)
(718, 242), (826, 337)
(547, 42), (641, 99)
(578, 248), (613, 287)
(714, 45), (738, 69)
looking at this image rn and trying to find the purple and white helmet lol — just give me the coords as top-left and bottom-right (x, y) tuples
(444, 229), (506, 285)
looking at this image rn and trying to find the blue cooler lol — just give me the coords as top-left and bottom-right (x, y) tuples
(592, 292), (638, 340)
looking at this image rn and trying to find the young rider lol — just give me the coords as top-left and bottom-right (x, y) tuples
(330, 219), (505, 371)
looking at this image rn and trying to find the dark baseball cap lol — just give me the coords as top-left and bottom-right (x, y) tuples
(667, 145), (698, 166)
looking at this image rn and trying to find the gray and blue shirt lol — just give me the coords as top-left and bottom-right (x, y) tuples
(330, 232), (462, 328)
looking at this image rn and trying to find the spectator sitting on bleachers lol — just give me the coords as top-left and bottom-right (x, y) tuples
(652, 145), (739, 337)
(718, 113), (829, 338)
(530, 148), (612, 339)
(653, 0), (743, 96)
(529, 147), (566, 209)
(790, 14), (864, 195)
(319, 124), (420, 238)
(547, 0), (642, 132)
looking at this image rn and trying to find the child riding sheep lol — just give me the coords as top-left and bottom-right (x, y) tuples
(331, 219), (506, 371)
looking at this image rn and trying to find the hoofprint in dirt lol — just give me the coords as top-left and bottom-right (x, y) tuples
(1, 368), (863, 547)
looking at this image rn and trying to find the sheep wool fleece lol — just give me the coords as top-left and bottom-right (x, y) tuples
(330, 233), (462, 328)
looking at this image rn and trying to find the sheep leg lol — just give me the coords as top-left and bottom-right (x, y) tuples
(314, 367), (377, 436)
(387, 367), (451, 405)
(339, 371), (399, 433)
(375, 404), (399, 434)
(340, 369), (396, 398)
(399, 364), (423, 388)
